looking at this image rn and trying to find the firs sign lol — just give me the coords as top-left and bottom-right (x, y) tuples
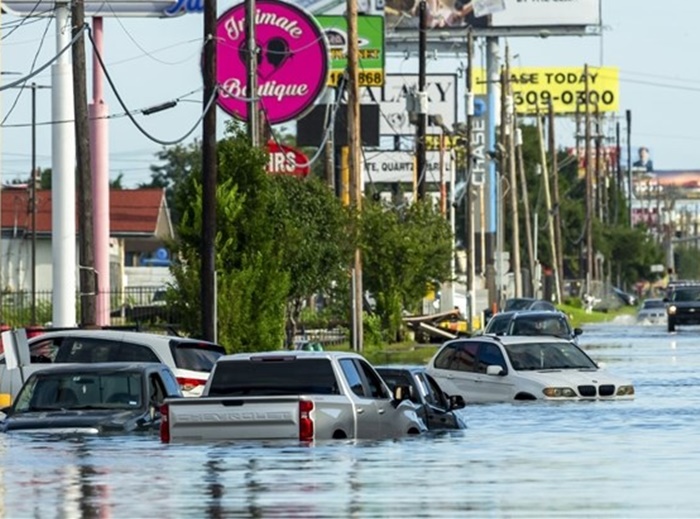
(215, 0), (330, 124)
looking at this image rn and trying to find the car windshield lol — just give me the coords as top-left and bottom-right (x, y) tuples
(642, 299), (665, 309)
(13, 372), (144, 412)
(670, 288), (700, 302)
(510, 316), (571, 338)
(504, 299), (535, 311)
(504, 342), (597, 371)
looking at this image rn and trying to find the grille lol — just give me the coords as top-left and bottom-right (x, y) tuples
(578, 385), (596, 397)
(599, 384), (615, 397)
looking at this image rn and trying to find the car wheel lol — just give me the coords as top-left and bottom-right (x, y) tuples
(668, 320), (676, 332)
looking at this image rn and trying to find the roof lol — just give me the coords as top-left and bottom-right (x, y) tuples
(0, 187), (172, 238)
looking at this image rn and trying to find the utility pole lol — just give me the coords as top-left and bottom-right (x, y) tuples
(71, 0), (96, 327)
(548, 100), (564, 302)
(505, 48), (521, 298)
(536, 109), (560, 304)
(31, 83), (37, 325)
(514, 115), (535, 296)
(466, 28), (476, 330)
(347, 0), (363, 352)
(584, 64), (594, 293)
(416, 0), (427, 200)
(246, 0), (258, 146)
(201, 0), (218, 341)
(614, 120), (620, 225)
(626, 109), (632, 227)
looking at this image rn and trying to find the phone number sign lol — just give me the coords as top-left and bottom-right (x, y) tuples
(473, 66), (619, 114)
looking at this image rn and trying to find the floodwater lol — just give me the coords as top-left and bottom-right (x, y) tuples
(1, 318), (699, 518)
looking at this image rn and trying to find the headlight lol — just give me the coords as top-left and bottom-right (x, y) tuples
(542, 387), (577, 398)
(616, 385), (635, 396)
(668, 305), (677, 315)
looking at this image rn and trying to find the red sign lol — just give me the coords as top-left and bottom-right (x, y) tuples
(266, 141), (310, 177)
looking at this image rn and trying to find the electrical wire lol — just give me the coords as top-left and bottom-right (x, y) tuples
(87, 26), (216, 146)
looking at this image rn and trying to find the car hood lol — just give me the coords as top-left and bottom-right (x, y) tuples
(0, 409), (149, 434)
(516, 368), (630, 387)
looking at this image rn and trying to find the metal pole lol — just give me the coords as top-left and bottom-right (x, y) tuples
(31, 83), (36, 325)
(584, 64), (593, 292)
(416, 0), (427, 201)
(548, 100), (564, 301)
(504, 48), (521, 298)
(246, 0), (258, 146)
(202, 0), (218, 341)
(485, 36), (499, 313)
(466, 29), (475, 330)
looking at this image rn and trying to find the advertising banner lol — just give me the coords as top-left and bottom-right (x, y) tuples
(383, 0), (599, 34)
(266, 141), (311, 177)
(215, 0), (329, 124)
(363, 150), (452, 183)
(316, 15), (385, 87)
(370, 73), (457, 136)
(473, 66), (619, 114)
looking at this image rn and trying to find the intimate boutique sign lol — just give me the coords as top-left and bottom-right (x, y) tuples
(216, 0), (330, 124)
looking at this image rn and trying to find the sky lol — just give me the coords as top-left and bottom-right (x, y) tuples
(1, 0), (699, 188)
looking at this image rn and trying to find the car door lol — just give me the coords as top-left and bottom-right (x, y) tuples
(473, 342), (514, 402)
(338, 359), (380, 439)
(417, 372), (460, 430)
(354, 359), (404, 439)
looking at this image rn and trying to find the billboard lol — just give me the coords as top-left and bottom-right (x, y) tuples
(316, 15), (385, 87)
(215, 0), (329, 124)
(383, 0), (599, 34)
(473, 66), (619, 114)
(369, 73), (458, 136)
(2, 0), (184, 16)
(363, 150), (453, 183)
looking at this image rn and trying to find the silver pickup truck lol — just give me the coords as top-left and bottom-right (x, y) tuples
(160, 351), (426, 442)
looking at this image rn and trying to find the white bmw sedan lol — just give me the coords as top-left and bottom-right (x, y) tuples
(426, 336), (635, 403)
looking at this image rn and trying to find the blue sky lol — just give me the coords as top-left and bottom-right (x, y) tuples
(1, 0), (698, 187)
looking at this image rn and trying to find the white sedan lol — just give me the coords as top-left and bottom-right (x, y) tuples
(636, 298), (667, 325)
(426, 336), (635, 403)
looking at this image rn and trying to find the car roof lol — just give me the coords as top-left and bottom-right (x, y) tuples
(26, 362), (166, 376)
(219, 350), (366, 362)
(27, 329), (215, 344)
(491, 310), (567, 319)
(443, 335), (573, 347)
(374, 365), (426, 374)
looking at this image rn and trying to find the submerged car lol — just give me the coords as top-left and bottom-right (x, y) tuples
(426, 336), (635, 403)
(375, 365), (466, 430)
(483, 310), (583, 343)
(0, 362), (182, 435)
(636, 298), (667, 325)
(0, 329), (225, 403)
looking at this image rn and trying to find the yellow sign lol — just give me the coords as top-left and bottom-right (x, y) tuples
(328, 69), (384, 87)
(473, 67), (619, 114)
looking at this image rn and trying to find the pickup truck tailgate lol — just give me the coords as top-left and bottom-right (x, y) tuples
(163, 396), (303, 441)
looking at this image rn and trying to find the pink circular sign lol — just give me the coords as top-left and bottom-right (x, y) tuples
(215, 0), (329, 125)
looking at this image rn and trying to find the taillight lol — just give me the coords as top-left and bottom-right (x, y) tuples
(176, 377), (205, 393)
(160, 403), (170, 443)
(299, 400), (314, 442)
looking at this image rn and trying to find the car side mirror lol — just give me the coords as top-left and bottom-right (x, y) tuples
(449, 394), (466, 410)
(574, 328), (583, 336)
(486, 365), (505, 376)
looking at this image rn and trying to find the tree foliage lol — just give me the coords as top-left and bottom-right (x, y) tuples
(360, 198), (453, 341)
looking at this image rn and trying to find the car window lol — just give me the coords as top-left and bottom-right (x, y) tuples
(642, 300), (665, 309)
(486, 316), (510, 335)
(379, 371), (419, 404)
(149, 373), (166, 405)
(111, 342), (160, 363)
(170, 340), (225, 372)
(450, 343), (478, 372)
(477, 343), (506, 373)
(433, 344), (457, 370)
(420, 373), (449, 409)
(54, 339), (116, 363)
(357, 360), (390, 399)
(339, 359), (365, 397)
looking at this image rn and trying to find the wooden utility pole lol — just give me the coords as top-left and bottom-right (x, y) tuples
(548, 100), (564, 302)
(626, 109), (632, 227)
(71, 0), (96, 326)
(201, 0), (218, 341)
(515, 111), (535, 296)
(536, 109), (560, 304)
(584, 64), (594, 292)
(505, 48), (521, 297)
(466, 29), (476, 330)
(347, 0), (363, 352)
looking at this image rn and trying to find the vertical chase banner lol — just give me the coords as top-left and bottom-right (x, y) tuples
(215, 0), (330, 124)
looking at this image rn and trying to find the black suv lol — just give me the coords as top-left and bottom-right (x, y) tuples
(664, 282), (700, 332)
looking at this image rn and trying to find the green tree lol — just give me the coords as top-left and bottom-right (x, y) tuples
(169, 126), (289, 352)
(267, 174), (354, 344)
(360, 198), (453, 342)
